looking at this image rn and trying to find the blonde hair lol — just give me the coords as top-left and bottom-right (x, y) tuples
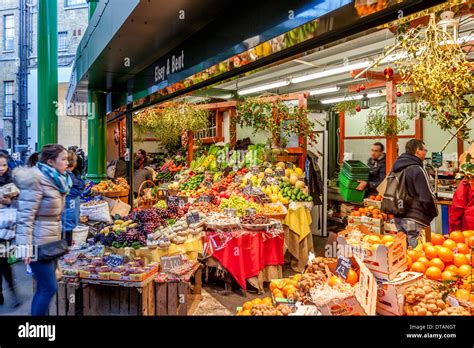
(67, 150), (77, 168)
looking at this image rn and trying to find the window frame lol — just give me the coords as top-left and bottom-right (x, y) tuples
(3, 14), (15, 52)
(3, 81), (14, 118)
(64, 0), (88, 9)
(58, 31), (69, 51)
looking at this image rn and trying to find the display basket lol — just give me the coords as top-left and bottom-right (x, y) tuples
(137, 180), (158, 209)
(99, 189), (130, 203)
(261, 203), (288, 220)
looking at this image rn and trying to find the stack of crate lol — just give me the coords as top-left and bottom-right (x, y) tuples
(338, 160), (370, 203)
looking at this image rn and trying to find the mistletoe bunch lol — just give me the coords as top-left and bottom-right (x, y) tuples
(134, 102), (209, 146)
(236, 95), (318, 146)
(395, 14), (473, 139)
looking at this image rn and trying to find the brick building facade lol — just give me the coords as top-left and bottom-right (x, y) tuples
(0, 0), (88, 153)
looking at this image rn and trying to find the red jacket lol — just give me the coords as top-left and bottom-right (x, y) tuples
(449, 179), (474, 231)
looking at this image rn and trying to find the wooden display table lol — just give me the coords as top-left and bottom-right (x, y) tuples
(81, 276), (156, 316)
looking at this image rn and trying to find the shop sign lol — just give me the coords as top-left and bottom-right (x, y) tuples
(335, 256), (352, 280)
(161, 254), (184, 273)
(155, 50), (185, 83)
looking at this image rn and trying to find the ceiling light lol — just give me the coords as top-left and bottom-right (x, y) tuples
(309, 86), (340, 96)
(320, 90), (386, 104)
(237, 80), (290, 96)
(292, 61), (371, 84)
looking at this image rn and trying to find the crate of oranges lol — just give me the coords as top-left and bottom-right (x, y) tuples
(337, 225), (408, 281)
(364, 195), (382, 209)
(269, 275), (302, 304)
(407, 230), (473, 303)
(348, 206), (388, 234)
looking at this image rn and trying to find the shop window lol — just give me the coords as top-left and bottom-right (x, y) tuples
(64, 0), (87, 9)
(194, 112), (217, 140)
(3, 15), (14, 51)
(58, 31), (68, 51)
(3, 81), (14, 117)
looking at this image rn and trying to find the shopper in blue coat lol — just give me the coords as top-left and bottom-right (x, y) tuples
(61, 150), (85, 246)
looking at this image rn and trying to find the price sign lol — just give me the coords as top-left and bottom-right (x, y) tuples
(178, 198), (185, 208)
(224, 208), (237, 217)
(334, 256), (352, 280)
(199, 195), (211, 203)
(251, 166), (259, 175)
(233, 175), (242, 184)
(204, 181), (212, 189)
(166, 196), (179, 206)
(432, 152), (443, 168)
(161, 254), (184, 273)
(246, 208), (257, 216)
(275, 168), (285, 177)
(186, 211), (200, 225)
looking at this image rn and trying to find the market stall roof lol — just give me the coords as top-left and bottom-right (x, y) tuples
(66, 0), (356, 113)
(67, 0), (233, 107)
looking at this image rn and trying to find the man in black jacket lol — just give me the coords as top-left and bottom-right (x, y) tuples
(356, 142), (386, 195)
(391, 139), (438, 248)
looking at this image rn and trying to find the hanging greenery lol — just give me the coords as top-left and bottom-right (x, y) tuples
(235, 95), (318, 146)
(393, 13), (473, 139)
(134, 102), (209, 146)
(362, 105), (410, 136)
(331, 99), (359, 117)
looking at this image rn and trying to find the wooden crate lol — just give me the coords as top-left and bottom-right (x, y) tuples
(50, 279), (83, 316)
(81, 277), (155, 316)
(33, 278), (82, 316)
(155, 281), (188, 316)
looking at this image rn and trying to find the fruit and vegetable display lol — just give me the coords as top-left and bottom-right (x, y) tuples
(188, 201), (221, 215)
(305, 257), (337, 274)
(92, 178), (129, 193)
(236, 298), (295, 316)
(404, 279), (470, 316)
(219, 195), (261, 216)
(350, 206), (390, 220)
(342, 228), (397, 250)
(407, 231), (473, 287)
(239, 215), (271, 225)
(278, 181), (312, 202)
(179, 174), (205, 191)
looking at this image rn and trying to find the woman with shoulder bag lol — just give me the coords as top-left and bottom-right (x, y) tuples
(0, 152), (20, 307)
(14, 144), (71, 316)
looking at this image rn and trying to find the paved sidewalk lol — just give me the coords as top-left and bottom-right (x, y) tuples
(0, 262), (32, 315)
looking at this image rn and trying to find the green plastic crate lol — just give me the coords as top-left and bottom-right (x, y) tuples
(342, 160), (370, 174)
(340, 168), (369, 181)
(339, 185), (366, 203)
(338, 172), (360, 189)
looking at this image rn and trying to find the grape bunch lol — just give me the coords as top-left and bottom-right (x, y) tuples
(126, 208), (166, 235)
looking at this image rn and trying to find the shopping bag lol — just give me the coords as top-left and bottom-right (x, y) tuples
(110, 199), (131, 218)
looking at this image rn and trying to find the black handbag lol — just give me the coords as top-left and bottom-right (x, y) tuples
(37, 240), (68, 262)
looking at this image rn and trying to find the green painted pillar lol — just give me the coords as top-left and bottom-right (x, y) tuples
(88, 0), (98, 19)
(37, 0), (58, 148)
(86, 0), (106, 183)
(87, 90), (107, 182)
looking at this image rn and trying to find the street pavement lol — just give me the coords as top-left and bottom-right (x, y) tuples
(0, 262), (32, 315)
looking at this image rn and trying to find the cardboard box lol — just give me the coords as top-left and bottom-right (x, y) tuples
(317, 257), (377, 316)
(375, 272), (423, 316)
(348, 216), (383, 234)
(337, 225), (408, 280)
(340, 203), (360, 217)
(364, 198), (382, 209)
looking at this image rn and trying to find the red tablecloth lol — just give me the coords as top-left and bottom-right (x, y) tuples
(203, 230), (284, 290)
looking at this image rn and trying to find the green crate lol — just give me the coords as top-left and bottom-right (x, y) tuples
(342, 160), (370, 174)
(338, 173), (360, 189)
(339, 185), (366, 203)
(340, 168), (369, 181)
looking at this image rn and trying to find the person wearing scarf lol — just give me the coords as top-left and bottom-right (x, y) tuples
(14, 144), (71, 316)
(0, 152), (20, 307)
